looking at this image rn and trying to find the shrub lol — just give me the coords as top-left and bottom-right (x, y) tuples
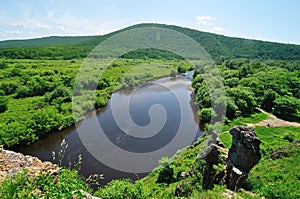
(0, 96), (8, 113)
(94, 179), (145, 199)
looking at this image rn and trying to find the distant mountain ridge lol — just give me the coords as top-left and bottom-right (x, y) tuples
(1, 23), (300, 61)
(0, 36), (96, 48)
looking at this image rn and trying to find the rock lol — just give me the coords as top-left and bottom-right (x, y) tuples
(221, 189), (243, 199)
(0, 149), (60, 182)
(226, 166), (247, 191)
(292, 140), (300, 145)
(199, 126), (261, 191)
(270, 151), (288, 160)
(201, 143), (228, 189)
(178, 170), (191, 180)
(226, 126), (261, 190)
(174, 182), (184, 197)
(73, 190), (101, 199)
(174, 181), (191, 197)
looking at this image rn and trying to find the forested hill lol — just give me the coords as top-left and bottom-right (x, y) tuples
(0, 36), (95, 48)
(1, 23), (300, 61)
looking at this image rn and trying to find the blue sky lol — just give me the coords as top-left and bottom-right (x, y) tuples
(0, 0), (299, 44)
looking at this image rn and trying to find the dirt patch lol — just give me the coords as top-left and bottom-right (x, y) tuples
(247, 109), (300, 128)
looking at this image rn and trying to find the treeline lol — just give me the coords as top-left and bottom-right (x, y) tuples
(0, 45), (92, 60)
(0, 36), (95, 48)
(1, 24), (300, 61)
(193, 58), (300, 123)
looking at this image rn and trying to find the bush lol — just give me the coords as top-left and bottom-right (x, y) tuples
(156, 157), (175, 184)
(261, 89), (277, 112)
(274, 96), (300, 118)
(94, 179), (145, 199)
(44, 85), (71, 104)
(0, 169), (89, 199)
(199, 108), (217, 123)
(0, 96), (8, 113)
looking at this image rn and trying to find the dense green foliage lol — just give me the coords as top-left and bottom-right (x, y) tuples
(0, 168), (90, 198)
(94, 180), (146, 199)
(192, 58), (300, 123)
(1, 23), (300, 61)
(0, 36), (95, 48)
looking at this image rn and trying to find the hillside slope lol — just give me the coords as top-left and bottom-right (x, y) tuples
(1, 23), (300, 60)
(0, 36), (95, 48)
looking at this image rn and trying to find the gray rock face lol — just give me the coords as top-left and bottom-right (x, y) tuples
(200, 126), (261, 191)
(202, 143), (227, 189)
(227, 126), (261, 173)
(226, 126), (261, 190)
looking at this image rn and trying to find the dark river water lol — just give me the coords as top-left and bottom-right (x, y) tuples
(16, 71), (202, 186)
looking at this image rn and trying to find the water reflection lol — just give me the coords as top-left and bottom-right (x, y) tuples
(16, 74), (202, 186)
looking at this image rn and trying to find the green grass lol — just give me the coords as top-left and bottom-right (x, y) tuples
(222, 111), (268, 132)
(0, 168), (91, 199)
(219, 112), (300, 199)
(247, 127), (300, 198)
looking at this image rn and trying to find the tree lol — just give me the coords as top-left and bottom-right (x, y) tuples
(156, 157), (175, 184)
(273, 96), (300, 119)
(226, 98), (239, 119)
(227, 86), (256, 116)
(44, 85), (71, 104)
(177, 66), (186, 73)
(261, 89), (277, 112)
(0, 90), (5, 96)
(170, 69), (177, 77)
(15, 86), (30, 98)
(0, 96), (8, 113)
(199, 108), (217, 123)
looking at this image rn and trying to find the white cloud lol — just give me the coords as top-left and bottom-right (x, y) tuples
(196, 15), (224, 34)
(49, 13), (124, 36)
(36, 24), (52, 30)
(3, 30), (20, 35)
(10, 22), (26, 28)
(211, 27), (224, 32)
(196, 15), (216, 26)
(0, 30), (21, 38)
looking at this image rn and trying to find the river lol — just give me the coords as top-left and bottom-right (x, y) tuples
(16, 71), (202, 186)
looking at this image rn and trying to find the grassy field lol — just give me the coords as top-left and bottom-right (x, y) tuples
(220, 118), (300, 198)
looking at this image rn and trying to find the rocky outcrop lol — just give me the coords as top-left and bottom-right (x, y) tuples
(0, 148), (60, 182)
(200, 126), (261, 191)
(0, 148), (101, 199)
(226, 126), (261, 190)
(201, 140), (228, 189)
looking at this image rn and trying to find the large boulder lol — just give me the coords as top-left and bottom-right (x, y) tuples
(201, 141), (228, 189)
(226, 126), (261, 190)
(199, 126), (261, 191)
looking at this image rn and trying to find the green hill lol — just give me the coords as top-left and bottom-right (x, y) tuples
(0, 36), (95, 48)
(1, 23), (300, 60)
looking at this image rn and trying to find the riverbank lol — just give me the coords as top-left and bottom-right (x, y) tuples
(14, 72), (200, 186)
(93, 110), (300, 198)
(0, 58), (193, 149)
(2, 109), (300, 198)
